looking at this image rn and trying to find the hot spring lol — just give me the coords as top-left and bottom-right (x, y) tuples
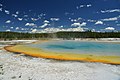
(28, 41), (120, 56)
(5, 40), (120, 64)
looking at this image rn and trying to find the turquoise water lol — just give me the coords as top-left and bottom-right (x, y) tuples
(28, 41), (120, 56)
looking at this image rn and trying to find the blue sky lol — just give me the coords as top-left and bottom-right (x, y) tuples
(0, 0), (120, 33)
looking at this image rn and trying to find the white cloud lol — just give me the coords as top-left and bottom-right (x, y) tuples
(50, 18), (59, 21)
(101, 17), (118, 21)
(44, 20), (50, 23)
(5, 20), (11, 23)
(68, 27), (84, 32)
(95, 21), (103, 25)
(10, 27), (14, 29)
(60, 25), (64, 28)
(39, 27), (84, 33)
(12, 14), (18, 17)
(101, 9), (120, 13)
(39, 13), (46, 17)
(71, 23), (81, 27)
(0, 8), (2, 11)
(25, 23), (36, 27)
(65, 12), (74, 15)
(87, 4), (92, 7)
(71, 19), (77, 22)
(77, 4), (92, 9)
(81, 22), (87, 26)
(18, 18), (23, 21)
(78, 17), (82, 20)
(16, 27), (19, 30)
(117, 24), (120, 26)
(24, 15), (28, 17)
(31, 18), (38, 21)
(24, 19), (28, 21)
(21, 28), (25, 31)
(5, 10), (10, 14)
(6, 29), (11, 32)
(31, 29), (37, 33)
(16, 11), (19, 14)
(80, 5), (84, 8)
(105, 27), (115, 30)
(39, 23), (49, 28)
(88, 19), (96, 22)
(76, 6), (79, 9)
(71, 22), (86, 27)
(39, 20), (50, 28)
(0, 4), (3, 6)
(91, 29), (96, 32)
(70, 18), (82, 22)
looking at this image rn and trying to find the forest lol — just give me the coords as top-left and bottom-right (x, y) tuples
(0, 31), (120, 40)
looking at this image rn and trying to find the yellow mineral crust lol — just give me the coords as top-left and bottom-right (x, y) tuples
(4, 44), (120, 65)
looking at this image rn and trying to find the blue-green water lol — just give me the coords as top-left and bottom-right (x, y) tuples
(28, 41), (120, 56)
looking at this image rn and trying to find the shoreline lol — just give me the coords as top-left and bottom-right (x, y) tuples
(1, 38), (120, 43)
(4, 39), (120, 65)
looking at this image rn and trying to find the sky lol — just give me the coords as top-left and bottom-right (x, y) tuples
(0, 0), (120, 33)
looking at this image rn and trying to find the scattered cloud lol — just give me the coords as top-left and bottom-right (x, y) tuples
(39, 20), (50, 28)
(31, 29), (37, 33)
(105, 27), (115, 30)
(39, 23), (49, 28)
(31, 18), (38, 21)
(16, 27), (19, 30)
(91, 29), (96, 32)
(65, 12), (74, 16)
(12, 14), (18, 17)
(0, 8), (2, 11)
(87, 4), (92, 7)
(39, 13), (46, 17)
(0, 3), (3, 6)
(44, 20), (50, 23)
(25, 23), (36, 27)
(10, 27), (14, 29)
(88, 19), (96, 22)
(117, 24), (120, 26)
(71, 19), (77, 22)
(50, 18), (60, 21)
(18, 18), (23, 21)
(71, 22), (86, 27)
(101, 17), (118, 21)
(24, 19), (29, 21)
(6, 29), (11, 32)
(39, 27), (84, 33)
(21, 28), (25, 31)
(95, 21), (103, 25)
(71, 23), (81, 27)
(76, 4), (92, 9)
(0, 2), (119, 33)
(80, 5), (84, 8)
(5, 20), (11, 23)
(5, 10), (10, 14)
(81, 22), (87, 26)
(59, 25), (64, 28)
(101, 9), (120, 13)
(24, 15), (28, 17)
(16, 11), (19, 14)
(70, 18), (82, 22)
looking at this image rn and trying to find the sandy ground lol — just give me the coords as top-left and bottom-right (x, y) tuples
(0, 40), (120, 80)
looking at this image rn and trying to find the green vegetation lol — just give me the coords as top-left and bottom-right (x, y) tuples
(0, 31), (120, 40)
(57, 31), (120, 39)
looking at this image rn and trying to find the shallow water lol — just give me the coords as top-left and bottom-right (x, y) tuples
(28, 41), (120, 56)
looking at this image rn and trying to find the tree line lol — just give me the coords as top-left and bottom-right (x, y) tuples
(0, 31), (120, 40)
